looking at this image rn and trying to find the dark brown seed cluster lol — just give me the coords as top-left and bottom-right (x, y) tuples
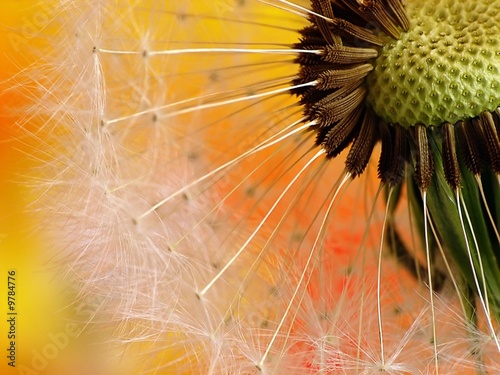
(451, 111), (500, 188)
(292, 0), (409, 182)
(292, 0), (500, 191)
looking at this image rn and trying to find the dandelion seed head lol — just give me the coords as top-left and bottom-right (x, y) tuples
(366, 0), (500, 127)
(18, 0), (500, 373)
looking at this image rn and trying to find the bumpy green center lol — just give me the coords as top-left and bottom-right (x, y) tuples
(366, 0), (500, 128)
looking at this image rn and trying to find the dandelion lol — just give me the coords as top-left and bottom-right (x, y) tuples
(18, 0), (500, 373)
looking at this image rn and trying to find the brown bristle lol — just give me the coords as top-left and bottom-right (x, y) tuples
(386, 0), (410, 31)
(315, 64), (373, 90)
(357, 0), (402, 39)
(457, 119), (485, 176)
(378, 122), (408, 186)
(346, 108), (379, 176)
(413, 124), (434, 191)
(480, 111), (500, 174)
(442, 122), (461, 190)
(321, 45), (378, 64)
(322, 106), (363, 157)
(311, 85), (366, 125)
(328, 17), (384, 46)
(311, 0), (342, 45)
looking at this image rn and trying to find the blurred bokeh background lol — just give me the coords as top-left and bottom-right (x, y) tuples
(0, 2), (114, 374)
